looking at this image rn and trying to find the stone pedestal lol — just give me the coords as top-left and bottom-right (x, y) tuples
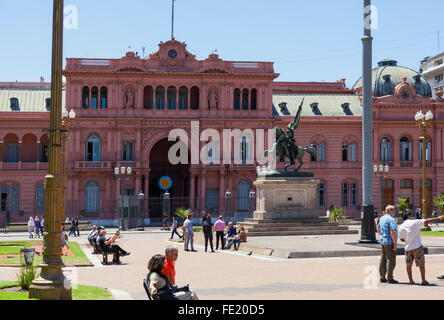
(253, 171), (320, 220)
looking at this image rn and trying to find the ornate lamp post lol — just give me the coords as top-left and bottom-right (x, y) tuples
(61, 109), (75, 217)
(114, 166), (132, 230)
(225, 189), (232, 220)
(29, 0), (72, 300)
(138, 191), (145, 231)
(248, 189), (256, 219)
(163, 190), (171, 221)
(373, 164), (389, 215)
(415, 110), (433, 231)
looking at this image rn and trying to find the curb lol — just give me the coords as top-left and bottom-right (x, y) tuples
(108, 288), (133, 300)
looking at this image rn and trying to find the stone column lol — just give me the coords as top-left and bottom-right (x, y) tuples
(200, 171), (206, 212)
(219, 171), (225, 216)
(189, 173), (196, 211)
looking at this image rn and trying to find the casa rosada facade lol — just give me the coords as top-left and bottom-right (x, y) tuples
(1, 38), (444, 226)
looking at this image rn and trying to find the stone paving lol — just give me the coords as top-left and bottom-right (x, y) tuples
(0, 229), (444, 300)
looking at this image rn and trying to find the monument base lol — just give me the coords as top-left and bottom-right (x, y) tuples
(253, 171), (319, 220)
(240, 171), (358, 237)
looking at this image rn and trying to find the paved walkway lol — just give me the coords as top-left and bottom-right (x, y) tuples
(1, 229), (444, 300)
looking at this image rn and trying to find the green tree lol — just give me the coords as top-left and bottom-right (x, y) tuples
(434, 192), (444, 213)
(397, 197), (409, 214)
(329, 206), (345, 222)
(174, 208), (191, 224)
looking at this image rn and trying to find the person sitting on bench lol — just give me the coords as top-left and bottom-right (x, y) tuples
(88, 225), (98, 246)
(97, 229), (130, 264)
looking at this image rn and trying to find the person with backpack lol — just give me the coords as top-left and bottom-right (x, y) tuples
(170, 217), (183, 240)
(202, 214), (215, 253)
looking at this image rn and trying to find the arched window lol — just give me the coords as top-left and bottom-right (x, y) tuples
(310, 143), (317, 162)
(250, 88), (257, 110)
(86, 134), (101, 161)
(167, 86), (177, 110)
(84, 181), (100, 212)
(318, 142), (325, 162)
(155, 86), (165, 110)
(400, 137), (412, 161)
(318, 182), (326, 207)
(190, 86), (200, 110)
(234, 89), (240, 110)
(342, 143), (348, 161)
(242, 89), (249, 110)
(179, 87), (188, 110)
(143, 86), (153, 109)
(100, 87), (107, 109)
(10, 98), (19, 111)
(82, 86), (89, 109)
(91, 87), (98, 109)
(342, 182), (349, 207)
(380, 137), (391, 161)
(419, 139), (431, 161)
(237, 179), (251, 211)
(349, 142), (357, 162)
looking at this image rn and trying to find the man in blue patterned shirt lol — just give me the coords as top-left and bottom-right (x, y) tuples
(377, 205), (398, 284)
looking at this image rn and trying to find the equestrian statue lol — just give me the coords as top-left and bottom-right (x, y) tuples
(265, 98), (317, 171)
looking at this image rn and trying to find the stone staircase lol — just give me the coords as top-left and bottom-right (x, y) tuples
(239, 217), (358, 237)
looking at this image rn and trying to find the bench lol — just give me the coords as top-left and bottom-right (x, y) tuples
(88, 238), (99, 254)
(143, 278), (160, 300)
(97, 244), (114, 265)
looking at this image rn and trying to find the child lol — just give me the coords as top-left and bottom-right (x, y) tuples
(398, 211), (443, 285)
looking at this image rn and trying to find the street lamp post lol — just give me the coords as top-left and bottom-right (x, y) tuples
(29, 0), (72, 300)
(373, 164), (389, 215)
(163, 190), (171, 221)
(61, 109), (75, 219)
(114, 166), (132, 230)
(225, 189), (232, 221)
(138, 191), (145, 231)
(248, 189), (256, 219)
(415, 110), (433, 231)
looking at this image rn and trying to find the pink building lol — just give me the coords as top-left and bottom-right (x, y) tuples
(1, 39), (444, 227)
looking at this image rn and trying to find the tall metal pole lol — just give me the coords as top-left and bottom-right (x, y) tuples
(171, 0), (175, 39)
(360, 0), (377, 243)
(29, 0), (72, 299)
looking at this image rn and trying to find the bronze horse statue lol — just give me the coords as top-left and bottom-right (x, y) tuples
(265, 98), (317, 171)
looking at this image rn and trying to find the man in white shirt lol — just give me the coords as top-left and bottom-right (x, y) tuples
(182, 214), (196, 252)
(398, 211), (443, 285)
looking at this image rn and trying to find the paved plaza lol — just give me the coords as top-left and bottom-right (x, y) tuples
(1, 228), (444, 300)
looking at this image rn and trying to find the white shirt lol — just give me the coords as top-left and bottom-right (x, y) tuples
(28, 220), (34, 227)
(398, 219), (425, 251)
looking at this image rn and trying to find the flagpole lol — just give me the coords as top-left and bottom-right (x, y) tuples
(171, 0), (175, 39)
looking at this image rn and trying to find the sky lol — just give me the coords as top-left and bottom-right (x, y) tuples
(0, 0), (443, 88)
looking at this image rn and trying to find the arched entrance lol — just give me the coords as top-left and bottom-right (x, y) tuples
(148, 138), (190, 217)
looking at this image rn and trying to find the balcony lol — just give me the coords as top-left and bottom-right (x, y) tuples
(0, 162), (48, 171)
(400, 161), (413, 168)
(74, 161), (114, 171)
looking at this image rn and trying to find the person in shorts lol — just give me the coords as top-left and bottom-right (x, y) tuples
(398, 211), (444, 285)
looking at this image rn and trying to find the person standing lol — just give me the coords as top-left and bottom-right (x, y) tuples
(73, 217), (80, 237)
(399, 211), (444, 285)
(40, 216), (44, 234)
(34, 216), (41, 238)
(27, 217), (34, 239)
(61, 223), (69, 256)
(170, 217), (183, 239)
(183, 214), (196, 252)
(214, 215), (226, 250)
(202, 214), (215, 253)
(69, 218), (76, 236)
(377, 205), (399, 284)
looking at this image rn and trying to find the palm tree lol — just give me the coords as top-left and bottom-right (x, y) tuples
(397, 197), (410, 215)
(434, 192), (444, 214)
(174, 208), (191, 224)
